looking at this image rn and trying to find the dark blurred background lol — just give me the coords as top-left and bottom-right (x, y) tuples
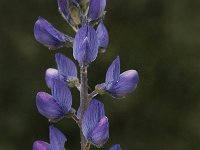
(1, 0), (200, 149)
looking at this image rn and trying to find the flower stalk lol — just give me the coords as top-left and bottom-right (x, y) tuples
(80, 66), (89, 149)
(88, 90), (99, 101)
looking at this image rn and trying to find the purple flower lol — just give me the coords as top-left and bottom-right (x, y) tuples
(55, 53), (78, 82)
(73, 26), (99, 66)
(33, 125), (67, 150)
(34, 17), (73, 50)
(88, 0), (106, 21)
(109, 144), (121, 150)
(96, 22), (109, 52)
(96, 56), (139, 98)
(45, 53), (78, 88)
(82, 99), (109, 146)
(36, 79), (72, 121)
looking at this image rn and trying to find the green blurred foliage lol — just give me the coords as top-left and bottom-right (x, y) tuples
(1, 0), (200, 149)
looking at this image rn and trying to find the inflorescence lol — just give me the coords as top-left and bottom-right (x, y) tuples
(33, 0), (139, 149)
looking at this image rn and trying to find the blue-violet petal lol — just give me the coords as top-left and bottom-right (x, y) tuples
(36, 92), (63, 120)
(88, 0), (106, 21)
(82, 99), (105, 140)
(108, 70), (139, 97)
(73, 26), (98, 66)
(45, 68), (60, 88)
(57, 0), (72, 22)
(49, 125), (67, 150)
(91, 116), (109, 145)
(96, 22), (109, 50)
(51, 79), (72, 114)
(105, 56), (120, 85)
(33, 141), (50, 150)
(34, 17), (72, 50)
(55, 53), (77, 81)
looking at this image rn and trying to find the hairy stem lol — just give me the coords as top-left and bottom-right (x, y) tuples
(88, 90), (98, 101)
(79, 66), (89, 150)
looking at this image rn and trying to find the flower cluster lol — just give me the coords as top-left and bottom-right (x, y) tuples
(33, 0), (139, 149)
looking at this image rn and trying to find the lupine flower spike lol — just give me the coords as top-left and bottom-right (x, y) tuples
(33, 125), (67, 150)
(33, 0), (139, 149)
(96, 56), (139, 98)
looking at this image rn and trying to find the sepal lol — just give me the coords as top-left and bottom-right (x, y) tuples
(64, 107), (76, 118)
(95, 83), (107, 95)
